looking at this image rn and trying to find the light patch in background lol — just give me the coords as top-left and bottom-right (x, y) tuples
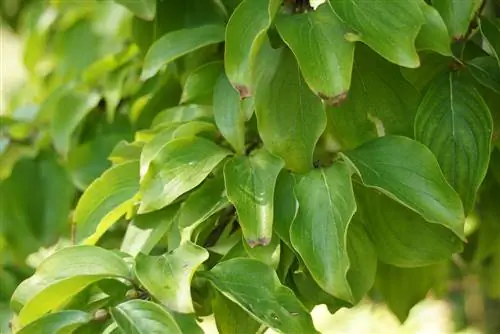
(0, 27), (26, 114)
(310, 0), (326, 10)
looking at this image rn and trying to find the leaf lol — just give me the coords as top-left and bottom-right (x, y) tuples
(17, 310), (91, 334)
(139, 137), (230, 213)
(213, 73), (246, 154)
(121, 205), (179, 257)
(111, 300), (181, 333)
(416, 1), (452, 55)
(212, 292), (261, 334)
(204, 258), (317, 333)
(50, 90), (100, 156)
(468, 56), (500, 93)
(341, 135), (465, 239)
(400, 53), (450, 92)
(243, 234), (281, 268)
(134, 242), (209, 313)
(354, 185), (463, 267)
(414, 72), (493, 214)
(152, 105), (213, 128)
(329, 0), (424, 68)
(180, 61), (224, 104)
(376, 262), (447, 322)
(168, 312), (204, 334)
(141, 25), (225, 80)
(273, 172), (298, 248)
(177, 175), (229, 231)
(275, 2), (354, 102)
(109, 141), (144, 165)
(223, 149), (284, 246)
(481, 16), (500, 64)
(75, 161), (140, 244)
(224, 0), (281, 96)
(11, 246), (130, 326)
(253, 46), (326, 173)
(432, 0), (482, 39)
(140, 121), (217, 178)
(290, 163), (374, 303)
(326, 45), (420, 150)
(114, 0), (156, 21)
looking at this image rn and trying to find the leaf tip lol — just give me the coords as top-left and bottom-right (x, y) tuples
(246, 237), (271, 248)
(320, 91), (348, 107)
(235, 85), (251, 99)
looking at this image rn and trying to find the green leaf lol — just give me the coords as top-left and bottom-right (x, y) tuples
(114, 0), (156, 21)
(254, 46), (326, 173)
(109, 141), (144, 165)
(75, 161), (140, 244)
(481, 16), (500, 64)
(275, 2), (354, 102)
(400, 53), (450, 92)
(243, 234), (281, 268)
(134, 242), (209, 313)
(139, 137), (230, 213)
(415, 72), (493, 214)
(121, 205), (179, 257)
(468, 56), (500, 93)
(376, 262), (447, 322)
(111, 300), (181, 333)
(273, 172), (298, 248)
(224, 0), (281, 96)
(354, 185), (463, 267)
(329, 0), (424, 67)
(152, 105), (213, 128)
(140, 121), (217, 177)
(416, 1), (452, 55)
(11, 246), (130, 326)
(213, 73), (246, 154)
(326, 46), (420, 150)
(212, 292), (261, 334)
(168, 312), (203, 334)
(141, 25), (225, 80)
(432, 0), (482, 39)
(180, 61), (224, 104)
(50, 90), (100, 156)
(341, 135), (465, 239)
(17, 310), (91, 334)
(290, 163), (375, 303)
(204, 258), (317, 333)
(223, 149), (284, 246)
(178, 175), (229, 232)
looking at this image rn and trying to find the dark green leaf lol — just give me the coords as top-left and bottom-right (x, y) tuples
(416, 1), (452, 55)
(254, 46), (326, 172)
(432, 0), (482, 39)
(329, 0), (424, 67)
(213, 73), (246, 154)
(212, 292), (261, 334)
(111, 300), (181, 333)
(415, 72), (493, 214)
(205, 258), (317, 333)
(467, 56), (500, 93)
(480, 16), (500, 64)
(341, 135), (465, 238)
(17, 310), (91, 334)
(141, 25), (225, 80)
(224, 149), (284, 246)
(273, 172), (298, 248)
(180, 61), (224, 104)
(139, 137), (230, 213)
(134, 242), (208, 313)
(75, 161), (140, 244)
(11, 246), (130, 326)
(224, 0), (281, 95)
(114, 0), (156, 21)
(275, 2), (354, 102)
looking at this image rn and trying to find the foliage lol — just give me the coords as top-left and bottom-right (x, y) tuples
(1, 0), (500, 333)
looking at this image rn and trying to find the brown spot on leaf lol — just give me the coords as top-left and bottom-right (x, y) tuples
(235, 85), (252, 99)
(319, 91), (349, 107)
(246, 237), (271, 248)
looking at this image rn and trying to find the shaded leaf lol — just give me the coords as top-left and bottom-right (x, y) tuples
(212, 291), (261, 334)
(416, 1), (452, 55)
(415, 72), (493, 214)
(224, 149), (284, 246)
(111, 300), (181, 333)
(329, 0), (424, 67)
(75, 161), (140, 244)
(17, 310), (91, 334)
(139, 137), (230, 213)
(341, 135), (465, 239)
(205, 258), (317, 333)
(114, 0), (156, 20)
(432, 0), (482, 39)
(142, 25), (225, 80)
(180, 61), (224, 104)
(480, 16), (500, 64)
(224, 0), (281, 95)
(275, 2), (354, 102)
(273, 172), (298, 248)
(134, 242), (208, 313)
(253, 46), (326, 172)
(467, 56), (500, 93)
